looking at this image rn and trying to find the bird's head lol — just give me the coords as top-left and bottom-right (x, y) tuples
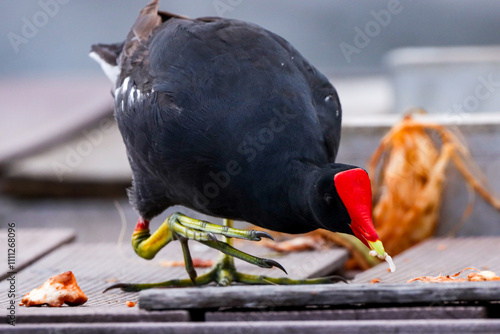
(310, 164), (386, 258)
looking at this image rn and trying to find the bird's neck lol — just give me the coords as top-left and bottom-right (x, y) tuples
(286, 162), (323, 228)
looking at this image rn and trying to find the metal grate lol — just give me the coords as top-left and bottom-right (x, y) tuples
(0, 230), (347, 317)
(353, 237), (500, 284)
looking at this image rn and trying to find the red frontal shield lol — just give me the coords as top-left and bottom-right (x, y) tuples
(334, 168), (379, 247)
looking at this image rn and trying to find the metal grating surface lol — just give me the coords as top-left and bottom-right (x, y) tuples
(0, 228), (75, 281)
(0, 237), (347, 314)
(353, 237), (500, 284)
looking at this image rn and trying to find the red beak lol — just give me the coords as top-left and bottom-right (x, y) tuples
(334, 168), (379, 247)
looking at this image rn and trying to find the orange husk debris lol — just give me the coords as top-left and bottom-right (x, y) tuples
(20, 271), (87, 307)
(259, 235), (326, 252)
(126, 301), (137, 307)
(370, 278), (381, 284)
(369, 111), (500, 256)
(407, 267), (500, 283)
(160, 259), (214, 268)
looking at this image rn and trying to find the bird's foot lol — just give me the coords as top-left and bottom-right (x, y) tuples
(167, 213), (274, 243)
(104, 253), (346, 292)
(107, 214), (346, 292)
(168, 213), (286, 278)
(130, 213), (286, 284)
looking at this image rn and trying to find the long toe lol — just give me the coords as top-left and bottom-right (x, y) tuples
(263, 259), (287, 274)
(103, 283), (138, 293)
(324, 275), (349, 284)
(171, 213), (271, 242)
(253, 230), (274, 241)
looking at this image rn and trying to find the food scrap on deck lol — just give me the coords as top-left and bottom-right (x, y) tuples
(20, 271), (88, 307)
(407, 267), (500, 283)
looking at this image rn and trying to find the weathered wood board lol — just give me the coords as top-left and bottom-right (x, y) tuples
(8, 319), (500, 334)
(5, 123), (130, 183)
(0, 228), (75, 281)
(140, 281), (500, 311)
(6, 306), (189, 324)
(205, 306), (487, 322)
(0, 76), (113, 164)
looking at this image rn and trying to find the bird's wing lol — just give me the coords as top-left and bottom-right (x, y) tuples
(265, 32), (343, 162)
(122, 0), (187, 64)
(312, 77), (342, 162)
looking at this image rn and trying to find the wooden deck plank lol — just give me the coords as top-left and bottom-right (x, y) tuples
(0, 228), (75, 281)
(8, 306), (188, 324)
(353, 237), (500, 284)
(0, 76), (113, 165)
(205, 306), (487, 321)
(4, 123), (130, 183)
(8, 319), (500, 333)
(140, 281), (500, 310)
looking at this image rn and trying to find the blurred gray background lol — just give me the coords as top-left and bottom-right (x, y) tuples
(1, 0), (500, 78)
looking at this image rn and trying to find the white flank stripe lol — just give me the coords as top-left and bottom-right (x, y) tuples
(89, 51), (120, 84)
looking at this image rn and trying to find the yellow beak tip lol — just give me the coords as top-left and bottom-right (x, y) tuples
(368, 239), (386, 257)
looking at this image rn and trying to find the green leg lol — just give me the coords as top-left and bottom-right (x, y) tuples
(179, 237), (197, 283)
(105, 217), (344, 292)
(129, 212), (274, 262)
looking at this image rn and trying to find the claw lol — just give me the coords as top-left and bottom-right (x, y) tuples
(103, 283), (138, 293)
(264, 259), (288, 274)
(324, 275), (349, 284)
(207, 232), (218, 242)
(254, 230), (274, 241)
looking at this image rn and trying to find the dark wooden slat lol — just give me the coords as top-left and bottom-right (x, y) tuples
(206, 306), (487, 321)
(353, 237), (500, 284)
(4, 123), (130, 184)
(11, 306), (188, 324)
(8, 319), (500, 333)
(140, 281), (500, 310)
(0, 76), (113, 164)
(0, 228), (75, 281)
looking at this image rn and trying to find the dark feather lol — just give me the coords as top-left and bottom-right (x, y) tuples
(106, 4), (346, 234)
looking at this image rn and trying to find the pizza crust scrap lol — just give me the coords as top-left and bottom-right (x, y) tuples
(407, 267), (500, 283)
(20, 271), (88, 307)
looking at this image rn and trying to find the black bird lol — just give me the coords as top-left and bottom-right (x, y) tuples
(91, 0), (392, 291)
